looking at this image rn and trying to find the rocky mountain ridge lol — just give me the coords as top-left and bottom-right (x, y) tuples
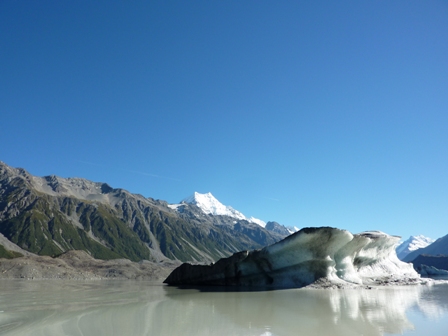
(0, 161), (288, 264)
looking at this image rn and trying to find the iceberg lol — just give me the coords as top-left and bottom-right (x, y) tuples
(164, 227), (423, 288)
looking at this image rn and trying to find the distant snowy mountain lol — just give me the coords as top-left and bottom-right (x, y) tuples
(172, 192), (297, 233)
(248, 216), (266, 228)
(396, 235), (434, 260)
(404, 233), (448, 262)
(286, 226), (300, 234)
(180, 192), (248, 220)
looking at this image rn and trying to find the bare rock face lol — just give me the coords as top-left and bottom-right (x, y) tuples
(0, 161), (286, 264)
(164, 227), (422, 288)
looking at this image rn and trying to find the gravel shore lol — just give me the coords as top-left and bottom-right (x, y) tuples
(0, 250), (180, 281)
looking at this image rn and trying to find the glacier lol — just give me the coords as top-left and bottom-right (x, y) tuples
(164, 227), (424, 288)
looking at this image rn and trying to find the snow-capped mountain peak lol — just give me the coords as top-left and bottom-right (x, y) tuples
(248, 216), (266, 228)
(396, 235), (434, 260)
(171, 192), (295, 236)
(175, 192), (271, 226)
(181, 192), (247, 220)
(286, 226), (300, 234)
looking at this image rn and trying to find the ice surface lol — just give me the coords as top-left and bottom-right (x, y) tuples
(165, 227), (423, 288)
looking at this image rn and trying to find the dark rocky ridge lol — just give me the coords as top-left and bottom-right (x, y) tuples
(265, 221), (291, 236)
(412, 254), (448, 272)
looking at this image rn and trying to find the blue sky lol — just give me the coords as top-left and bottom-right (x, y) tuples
(1, 1), (447, 240)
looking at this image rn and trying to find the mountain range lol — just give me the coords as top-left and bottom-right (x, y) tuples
(0, 161), (289, 263)
(395, 235), (434, 260)
(170, 192), (296, 235)
(403, 234), (448, 262)
(2, 160), (445, 272)
(403, 234), (448, 274)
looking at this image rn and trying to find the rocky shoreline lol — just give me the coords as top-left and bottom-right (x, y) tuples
(0, 250), (180, 281)
(2, 250), (446, 290)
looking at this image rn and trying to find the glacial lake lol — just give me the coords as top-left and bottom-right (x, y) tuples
(0, 280), (447, 336)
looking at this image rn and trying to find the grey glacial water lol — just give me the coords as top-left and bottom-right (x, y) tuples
(0, 280), (447, 336)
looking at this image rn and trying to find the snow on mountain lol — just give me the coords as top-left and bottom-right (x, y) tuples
(172, 192), (266, 226)
(286, 226), (300, 234)
(403, 233), (448, 262)
(171, 192), (300, 236)
(248, 216), (266, 228)
(396, 235), (434, 260)
(181, 192), (247, 220)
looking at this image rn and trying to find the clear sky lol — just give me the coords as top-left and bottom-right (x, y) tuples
(1, 1), (447, 240)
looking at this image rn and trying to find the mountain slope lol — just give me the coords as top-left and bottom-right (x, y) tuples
(265, 221), (292, 236)
(395, 235), (434, 260)
(0, 161), (287, 263)
(403, 234), (448, 262)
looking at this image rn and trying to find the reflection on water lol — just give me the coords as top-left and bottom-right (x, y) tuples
(0, 280), (447, 336)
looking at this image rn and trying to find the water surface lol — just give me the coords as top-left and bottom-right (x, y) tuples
(0, 280), (447, 335)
